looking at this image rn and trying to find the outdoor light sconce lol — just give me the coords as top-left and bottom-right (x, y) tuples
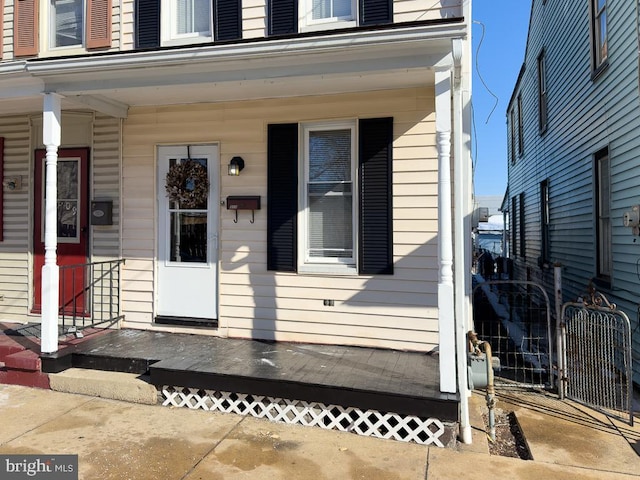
(228, 156), (245, 176)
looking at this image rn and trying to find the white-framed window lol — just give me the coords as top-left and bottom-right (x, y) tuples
(162, 0), (213, 46)
(299, 120), (357, 273)
(300, 0), (357, 32)
(50, 0), (85, 48)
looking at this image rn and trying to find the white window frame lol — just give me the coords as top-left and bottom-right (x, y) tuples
(299, 0), (357, 33)
(161, 0), (213, 47)
(298, 120), (358, 275)
(45, 0), (87, 54)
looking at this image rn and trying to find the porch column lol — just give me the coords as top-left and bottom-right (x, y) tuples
(41, 93), (62, 354)
(435, 68), (456, 394)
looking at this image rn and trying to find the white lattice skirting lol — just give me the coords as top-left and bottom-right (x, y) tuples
(162, 386), (447, 446)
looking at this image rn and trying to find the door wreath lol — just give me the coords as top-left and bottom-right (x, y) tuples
(165, 160), (209, 208)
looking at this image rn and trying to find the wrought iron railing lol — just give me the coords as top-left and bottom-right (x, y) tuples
(59, 259), (125, 334)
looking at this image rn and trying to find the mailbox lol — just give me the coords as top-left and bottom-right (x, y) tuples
(226, 196), (261, 210)
(91, 200), (113, 225)
(226, 196), (260, 223)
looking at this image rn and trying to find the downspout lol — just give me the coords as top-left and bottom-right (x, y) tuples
(452, 37), (472, 445)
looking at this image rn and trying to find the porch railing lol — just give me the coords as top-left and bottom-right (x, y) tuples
(59, 259), (125, 334)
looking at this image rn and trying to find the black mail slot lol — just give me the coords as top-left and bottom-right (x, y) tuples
(227, 196), (261, 210)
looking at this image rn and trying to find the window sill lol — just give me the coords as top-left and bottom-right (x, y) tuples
(300, 20), (357, 33)
(40, 46), (89, 58)
(298, 264), (357, 276)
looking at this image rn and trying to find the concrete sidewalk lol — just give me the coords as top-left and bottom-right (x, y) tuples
(0, 384), (638, 479)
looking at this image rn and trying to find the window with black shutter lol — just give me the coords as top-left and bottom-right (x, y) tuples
(267, 117), (393, 275)
(135, 0), (241, 48)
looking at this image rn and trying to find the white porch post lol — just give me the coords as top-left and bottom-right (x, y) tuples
(41, 93), (62, 354)
(435, 68), (456, 394)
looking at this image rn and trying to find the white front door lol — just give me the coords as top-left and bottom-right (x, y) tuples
(157, 145), (218, 323)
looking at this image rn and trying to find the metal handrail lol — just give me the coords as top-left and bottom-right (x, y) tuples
(59, 259), (125, 334)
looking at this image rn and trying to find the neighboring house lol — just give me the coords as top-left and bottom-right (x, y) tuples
(505, 0), (640, 384)
(0, 0), (473, 436)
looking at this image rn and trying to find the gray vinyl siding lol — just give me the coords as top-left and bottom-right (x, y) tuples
(507, 0), (640, 383)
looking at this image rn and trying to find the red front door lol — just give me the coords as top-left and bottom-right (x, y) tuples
(33, 148), (89, 314)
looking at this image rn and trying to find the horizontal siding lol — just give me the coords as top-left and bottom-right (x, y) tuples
(122, 88), (440, 352)
(91, 115), (121, 261)
(0, 116), (31, 321)
(507, 0), (640, 383)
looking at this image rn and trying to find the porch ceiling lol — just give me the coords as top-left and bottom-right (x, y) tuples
(0, 23), (462, 116)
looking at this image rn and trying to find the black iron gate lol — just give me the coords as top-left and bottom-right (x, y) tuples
(472, 280), (554, 389)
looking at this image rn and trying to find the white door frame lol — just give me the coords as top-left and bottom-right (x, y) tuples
(156, 144), (219, 323)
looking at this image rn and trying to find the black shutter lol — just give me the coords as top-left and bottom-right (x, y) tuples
(135, 0), (160, 48)
(359, 117), (393, 275)
(215, 0), (242, 41)
(268, 0), (297, 36)
(359, 0), (392, 26)
(267, 124), (298, 272)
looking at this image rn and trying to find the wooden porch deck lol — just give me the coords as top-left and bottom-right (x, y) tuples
(40, 329), (457, 421)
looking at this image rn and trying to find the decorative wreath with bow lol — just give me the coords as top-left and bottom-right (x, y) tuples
(165, 160), (209, 208)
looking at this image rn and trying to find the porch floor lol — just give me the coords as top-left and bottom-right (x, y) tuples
(6, 326), (457, 422)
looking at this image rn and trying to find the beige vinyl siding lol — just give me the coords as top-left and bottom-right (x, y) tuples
(394, 0), (462, 23)
(121, 87), (440, 352)
(91, 114), (121, 260)
(242, 0), (266, 39)
(2, 0), (13, 59)
(120, 0), (134, 51)
(0, 116), (31, 321)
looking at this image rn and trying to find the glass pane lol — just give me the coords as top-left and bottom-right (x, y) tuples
(176, 0), (210, 35)
(57, 201), (78, 238)
(309, 129), (351, 182)
(167, 158), (209, 210)
(170, 212), (207, 262)
(52, 0), (83, 47)
(333, 0), (351, 18)
(312, 0), (331, 19)
(308, 193), (352, 258)
(57, 160), (79, 239)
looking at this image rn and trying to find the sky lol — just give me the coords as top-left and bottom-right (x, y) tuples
(471, 1), (532, 197)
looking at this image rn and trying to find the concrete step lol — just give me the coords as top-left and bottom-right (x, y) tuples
(49, 368), (159, 405)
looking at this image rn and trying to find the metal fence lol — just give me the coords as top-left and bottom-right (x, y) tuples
(561, 293), (633, 426)
(472, 280), (554, 389)
(59, 259), (125, 334)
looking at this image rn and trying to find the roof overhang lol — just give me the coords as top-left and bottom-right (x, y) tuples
(0, 22), (466, 117)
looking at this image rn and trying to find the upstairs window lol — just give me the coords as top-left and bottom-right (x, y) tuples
(14, 0), (110, 56)
(51, 0), (83, 47)
(517, 93), (524, 156)
(591, 0), (607, 71)
(268, 0), (391, 36)
(509, 108), (516, 164)
(301, 0), (356, 30)
(136, 0), (241, 48)
(163, 0), (212, 45)
(537, 50), (547, 134)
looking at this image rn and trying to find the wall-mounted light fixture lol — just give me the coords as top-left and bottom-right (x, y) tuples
(228, 156), (245, 176)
